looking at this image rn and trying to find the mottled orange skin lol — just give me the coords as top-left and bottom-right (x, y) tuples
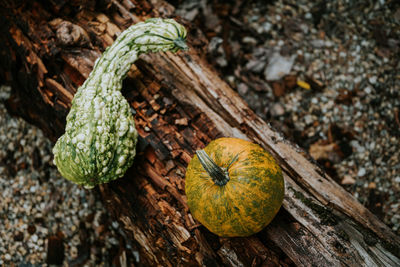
(185, 138), (284, 237)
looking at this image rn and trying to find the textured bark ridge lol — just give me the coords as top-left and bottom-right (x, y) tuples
(1, 1), (399, 266)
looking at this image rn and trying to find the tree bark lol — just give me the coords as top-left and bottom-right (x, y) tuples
(1, 0), (399, 266)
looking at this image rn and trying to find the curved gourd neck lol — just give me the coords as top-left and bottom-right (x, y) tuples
(196, 150), (238, 186)
(87, 20), (187, 92)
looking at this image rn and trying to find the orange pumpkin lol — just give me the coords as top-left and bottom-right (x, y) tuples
(185, 137), (284, 237)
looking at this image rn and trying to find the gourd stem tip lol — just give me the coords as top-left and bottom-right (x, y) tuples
(174, 37), (188, 50)
(196, 149), (232, 186)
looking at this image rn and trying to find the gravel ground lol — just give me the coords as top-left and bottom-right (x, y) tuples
(1, 0), (399, 264)
(178, 0), (400, 234)
(0, 86), (135, 265)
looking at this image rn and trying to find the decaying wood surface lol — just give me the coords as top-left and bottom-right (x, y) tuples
(1, 0), (399, 266)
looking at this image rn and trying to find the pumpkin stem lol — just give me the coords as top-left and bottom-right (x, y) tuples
(196, 150), (237, 186)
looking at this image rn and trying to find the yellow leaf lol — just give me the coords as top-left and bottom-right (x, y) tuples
(297, 80), (311, 90)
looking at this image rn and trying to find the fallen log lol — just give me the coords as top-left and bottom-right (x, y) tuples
(0, 0), (399, 266)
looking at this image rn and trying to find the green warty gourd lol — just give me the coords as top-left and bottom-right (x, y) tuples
(53, 18), (187, 189)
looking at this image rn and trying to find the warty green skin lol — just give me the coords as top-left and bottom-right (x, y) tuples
(53, 18), (187, 188)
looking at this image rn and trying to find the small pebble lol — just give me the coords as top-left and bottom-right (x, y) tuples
(31, 234), (38, 243)
(342, 175), (356, 185)
(237, 83), (249, 95)
(358, 168), (366, 177)
(369, 76), (378, 84)
(305, 12), (312, 19)
(364, 86), (373, 94)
